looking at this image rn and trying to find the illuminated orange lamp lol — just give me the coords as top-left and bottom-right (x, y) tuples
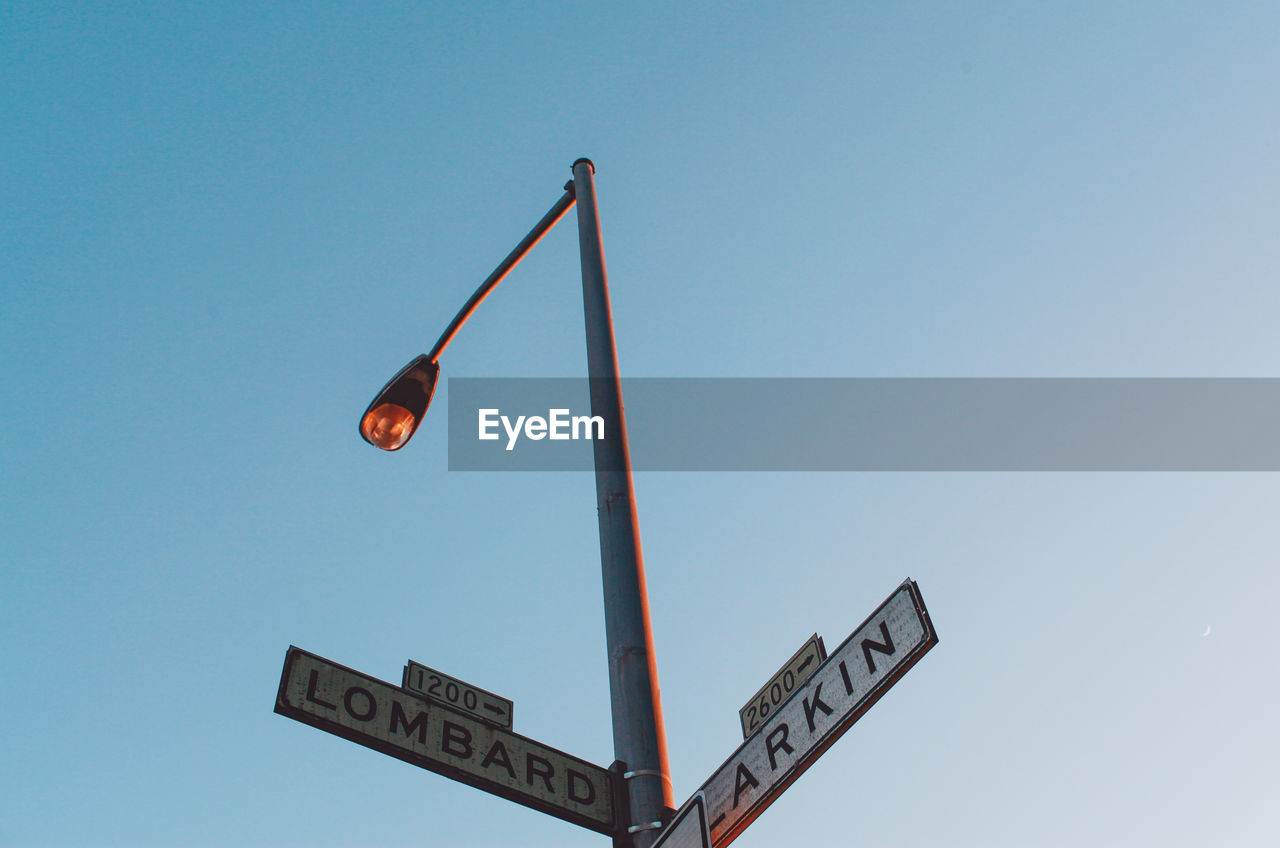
(359, 355), (440, 450)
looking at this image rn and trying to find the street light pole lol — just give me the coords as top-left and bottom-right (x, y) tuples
(572, 158), (675, 847)
(360, 159), (674, 846)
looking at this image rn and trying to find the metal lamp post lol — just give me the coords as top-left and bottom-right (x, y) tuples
(359, 159), (675, 847)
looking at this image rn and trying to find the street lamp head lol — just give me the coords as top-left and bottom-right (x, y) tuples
(359, 355), (440, 450)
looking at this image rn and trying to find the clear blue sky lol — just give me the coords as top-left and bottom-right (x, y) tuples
(3, 2), (1278, 846)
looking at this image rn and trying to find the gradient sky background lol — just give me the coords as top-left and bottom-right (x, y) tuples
(3, 2), (1278, 846)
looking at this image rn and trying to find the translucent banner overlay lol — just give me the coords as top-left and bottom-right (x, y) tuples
(446, 378), (1280, 471)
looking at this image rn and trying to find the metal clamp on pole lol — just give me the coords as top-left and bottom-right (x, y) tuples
(627, 822), (665, 834)
(622, 769), (664, 781)
(623, 769), (676, 814)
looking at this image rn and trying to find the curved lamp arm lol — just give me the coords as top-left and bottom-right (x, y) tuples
(359, 184), (577, 450)
(428, 184), (577, 364)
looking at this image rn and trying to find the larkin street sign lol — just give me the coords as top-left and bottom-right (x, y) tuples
(275, 647), (615, 835)
(690, 579), (937, 848)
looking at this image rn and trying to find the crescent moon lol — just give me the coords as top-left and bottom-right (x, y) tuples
(1202, 624), (1211, 637)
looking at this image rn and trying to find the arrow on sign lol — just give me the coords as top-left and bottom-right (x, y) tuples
(697, 579), (937, 847)
(403, 660), (514, 730)
(738, 633), (827, 739)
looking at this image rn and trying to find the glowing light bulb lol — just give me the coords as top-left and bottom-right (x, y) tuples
(361, 403), (418, 451)
(359, 355), (439, 450)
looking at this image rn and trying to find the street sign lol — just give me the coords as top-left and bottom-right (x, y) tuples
(403, 660), (514, 729)
(738, 634), (826, 739)
(275, 646), (615, 835)
(653, 793), (711, 848)
(696, 579), (937, 847)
